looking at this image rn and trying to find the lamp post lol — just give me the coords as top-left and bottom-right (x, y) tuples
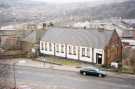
(13, 60), (26, 89)
(120, 43), (123, 71)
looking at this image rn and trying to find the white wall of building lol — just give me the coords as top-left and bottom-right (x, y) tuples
(40, 41), (54, 55)
(55, 43), (66, 58)
(122, 39), (135, 46)
(94, 48), (104, 64)
(40, 41), (44, 53)
(73, 21), (90, 28)
(79, 46), (92, 62)
(40, 41), (105, 64)
(67, 45), (79, 60)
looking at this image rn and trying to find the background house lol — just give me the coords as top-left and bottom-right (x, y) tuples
(20, 23), (47, 57)
(0, 25), (20, 50)
(121, 30), (135, 48)
(40, 27), (122, 65)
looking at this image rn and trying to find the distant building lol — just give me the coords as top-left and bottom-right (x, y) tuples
(40, 27), (122, 65)
(0, 25), (21, 50)
(20, 23), (47, 57)
(0, 25), (17, 36)
(122, 39), (135, 48)
(121, 30), (135, 48)
(121, 30), (135, 39)
(73, 21), (90, 28)
(121, 19), (135, 29)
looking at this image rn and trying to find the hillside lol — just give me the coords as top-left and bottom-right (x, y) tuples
(0, 0), (134, 26)
(67, 0), (135, 19)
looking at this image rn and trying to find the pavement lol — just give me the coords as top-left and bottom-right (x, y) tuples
(11, 58), (135, 79)
(0, 57), (135, 79)
(15, 58), (81, 72)
(15, 66), (135, 89)
(1, 57), (135, 89)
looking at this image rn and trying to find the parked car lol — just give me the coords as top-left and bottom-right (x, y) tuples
(80, 67), (106, 77)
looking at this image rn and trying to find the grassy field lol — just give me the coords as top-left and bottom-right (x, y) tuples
(122, 65), (134, 74)
(44, 56), (82, 67)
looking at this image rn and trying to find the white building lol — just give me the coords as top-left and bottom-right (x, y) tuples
(40, 27), (122, 65)
(73, 21), (90, 28)
(122, 39), (135, 48)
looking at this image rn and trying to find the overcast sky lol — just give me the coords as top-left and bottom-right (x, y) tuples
(32, 0), (127, 3)
(32, 0), (106, 3)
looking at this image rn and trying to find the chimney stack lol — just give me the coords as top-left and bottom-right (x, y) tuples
(43, 23), (47, 30)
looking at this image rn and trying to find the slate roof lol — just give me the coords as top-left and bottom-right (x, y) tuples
(41, 27), (114, 49)
(22, 30), (46, 44)
(22, 31), (37, 44)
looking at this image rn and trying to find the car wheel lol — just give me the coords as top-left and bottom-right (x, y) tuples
(82, 72), (87, 76)
(98, 74), (102, 77)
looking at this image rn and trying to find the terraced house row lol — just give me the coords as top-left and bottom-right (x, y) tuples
(40, 27), (122, 65)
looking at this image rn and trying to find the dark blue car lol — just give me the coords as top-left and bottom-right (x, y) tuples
(80, 67), (106, 77)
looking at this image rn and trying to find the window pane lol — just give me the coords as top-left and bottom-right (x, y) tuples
(87, 48), (90, 58)
(61, 45), (64, 53)
(69, 46), (72, 54)
(49, 43), (52, 51)
(45, 42), (47, 51)
(41, 42), (44, 50)
(56, 44), (59, 52)
(73, 46), (76, 55)
(82, 48), (85, 56)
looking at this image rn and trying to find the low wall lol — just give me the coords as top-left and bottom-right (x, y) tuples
(0, 50), (25, 59)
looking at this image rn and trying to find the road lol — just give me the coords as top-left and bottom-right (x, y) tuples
(15, 66), (135, 89)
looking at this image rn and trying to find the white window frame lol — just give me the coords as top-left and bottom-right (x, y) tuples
(61, 44), (64, 53)
(49, 43), (52, 51)
(56, 44), (59, 52)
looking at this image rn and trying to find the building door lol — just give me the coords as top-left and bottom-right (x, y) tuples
(96, 53), (102, 64)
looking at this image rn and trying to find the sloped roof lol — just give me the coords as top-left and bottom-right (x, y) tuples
(41, 27), (114, 49)
(22, 31), (37, 44)
(22, 29), (46, 44)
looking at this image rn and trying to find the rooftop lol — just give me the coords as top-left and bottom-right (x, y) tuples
(41, 27), (114, 49)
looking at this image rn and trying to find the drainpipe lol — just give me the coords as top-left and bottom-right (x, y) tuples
(65, 44), (67, 59)
(54, 43), (55, 56)
(120, 43), (123, 71)
(78, 46), (80, 60)
(92, 48), (94, 63)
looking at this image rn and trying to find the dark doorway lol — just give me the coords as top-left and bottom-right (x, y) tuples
(96, 53), (102, 64)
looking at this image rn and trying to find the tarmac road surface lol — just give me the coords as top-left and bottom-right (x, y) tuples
(15, 66), (135, 89)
